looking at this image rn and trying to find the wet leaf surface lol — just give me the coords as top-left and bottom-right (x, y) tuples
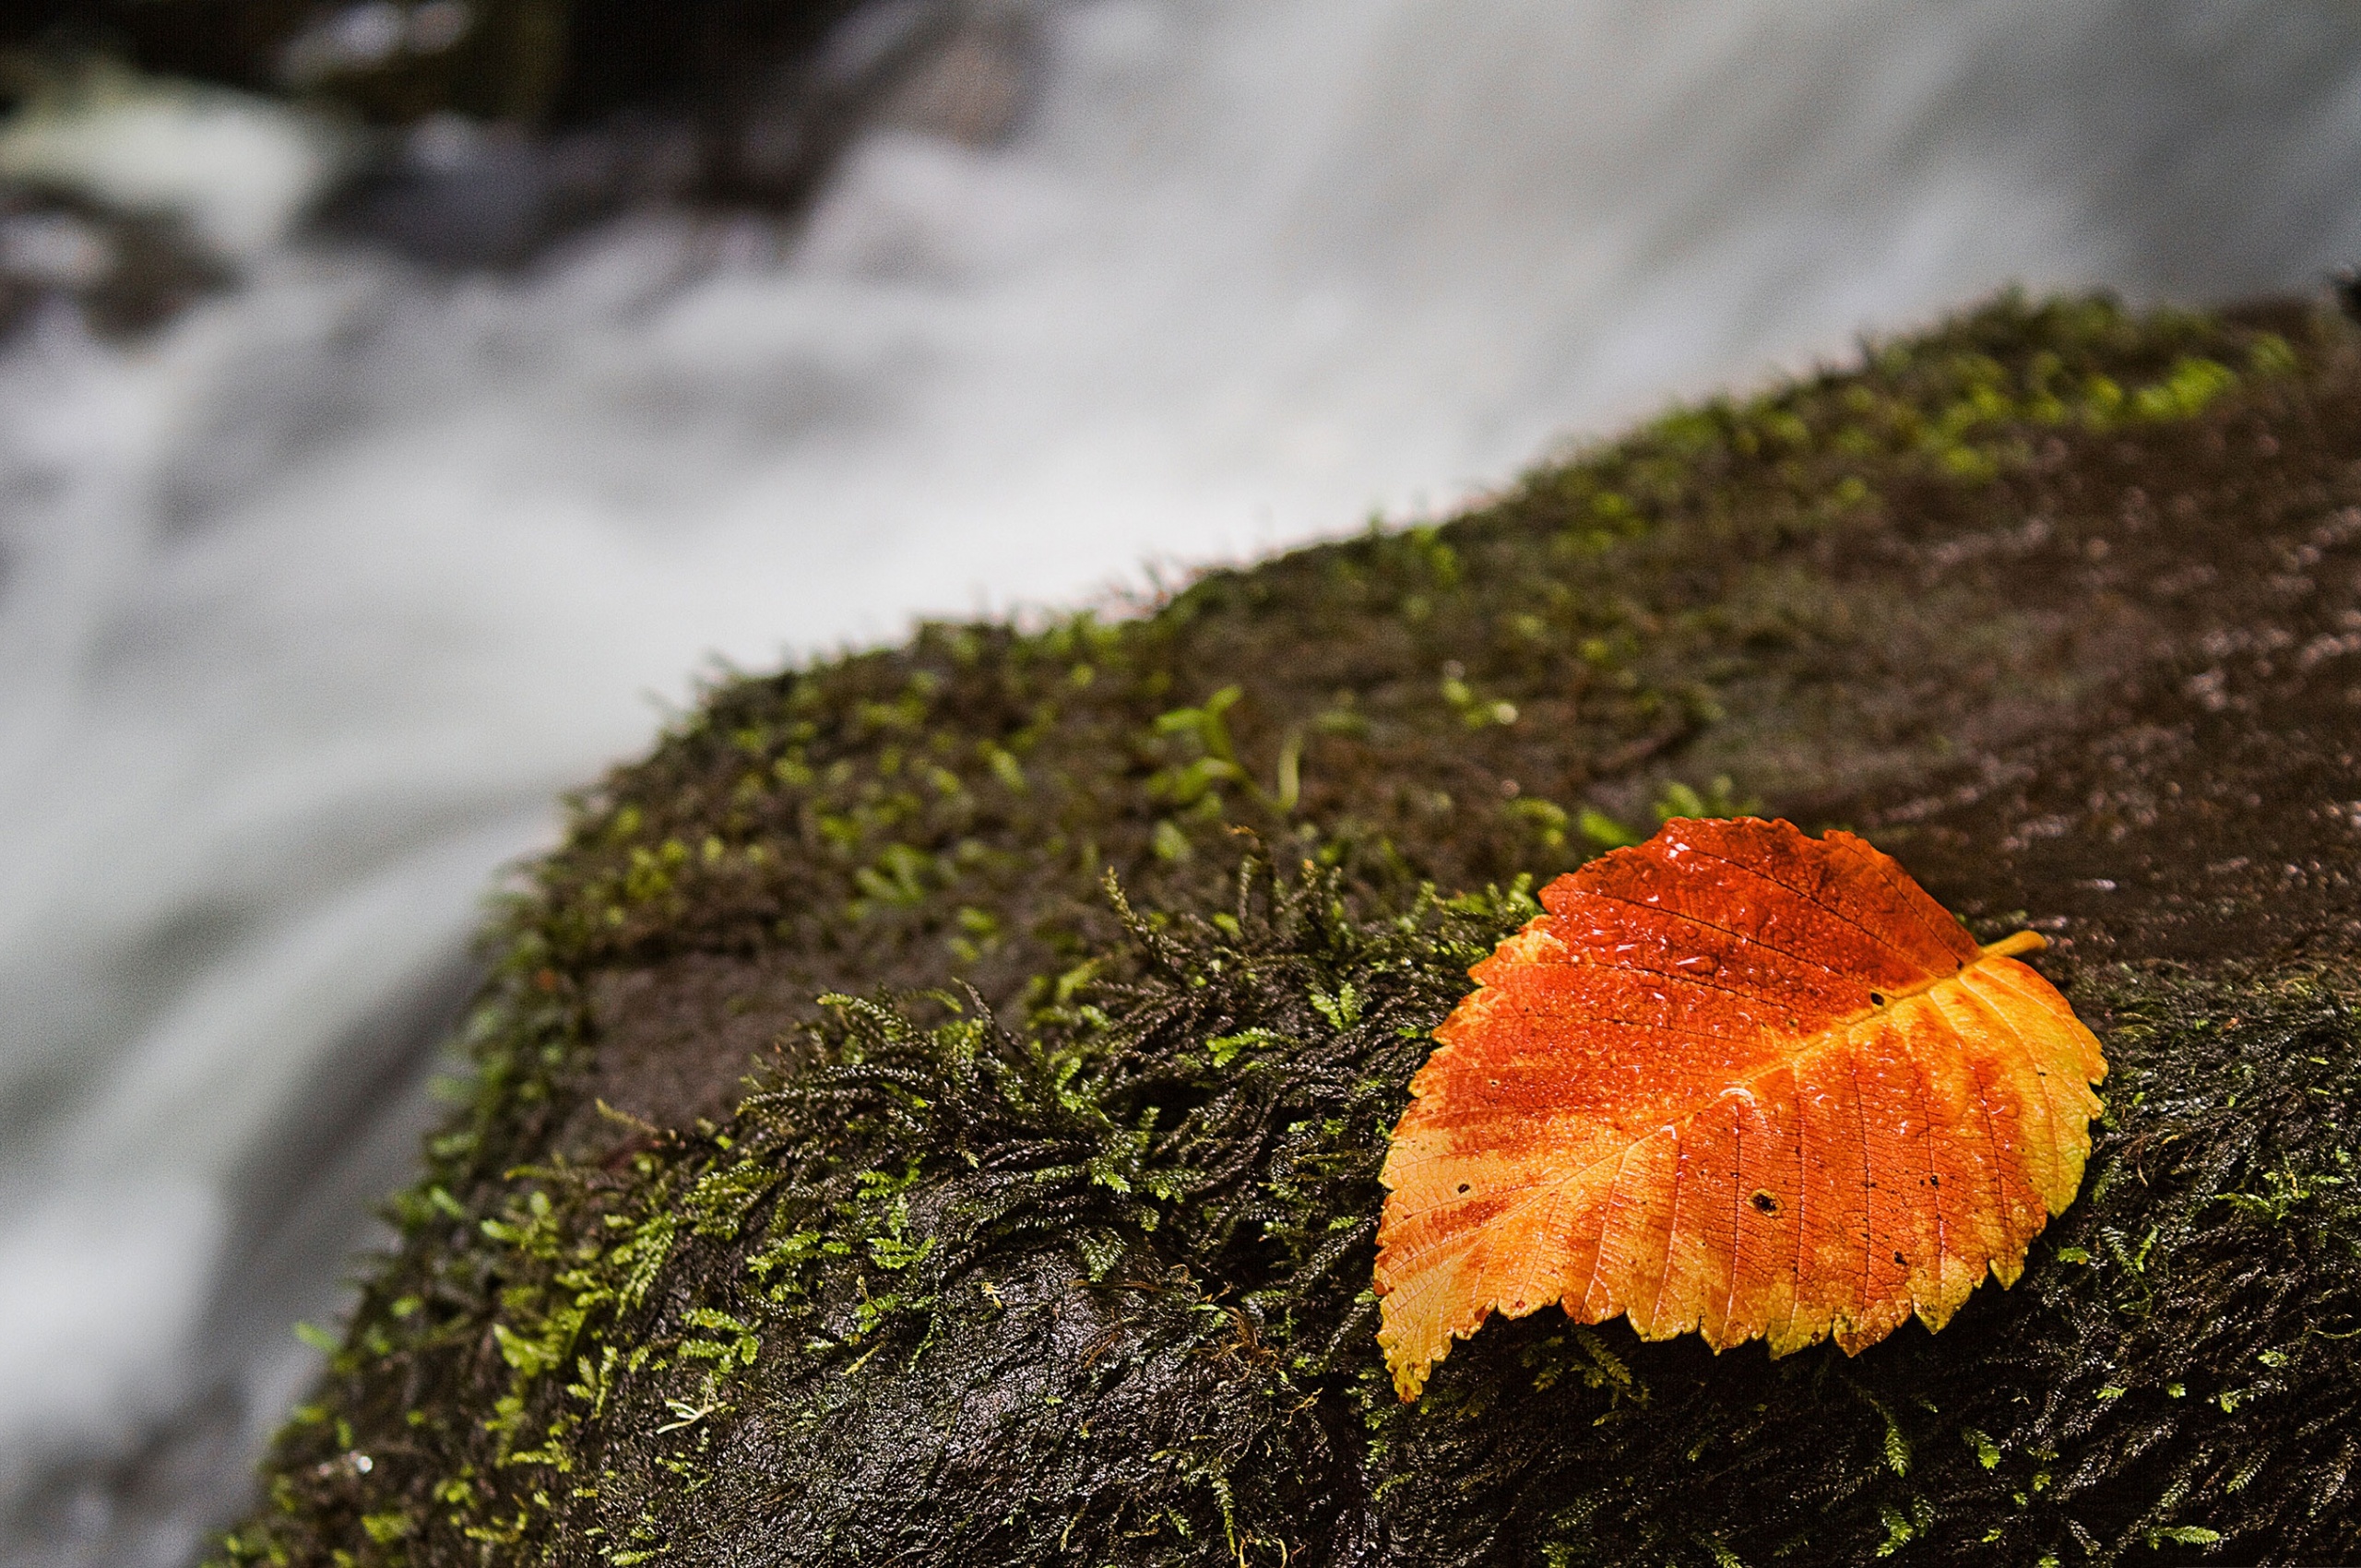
(1378, 817), (2106, 1398)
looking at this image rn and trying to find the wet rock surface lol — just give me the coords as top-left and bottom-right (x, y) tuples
(215, 296), (2361, 1565)
(1833, 315), (2361, 971)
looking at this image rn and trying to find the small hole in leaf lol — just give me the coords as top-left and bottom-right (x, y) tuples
(1893, 1251), (1908, 1266)
(1870, 991), (1887, 1006)
(1749, 1190), (1780, 1215)
(1457, 1182), (1471, 1194)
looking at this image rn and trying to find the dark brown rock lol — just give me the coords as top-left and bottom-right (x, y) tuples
(215, 293), (2361, 1567)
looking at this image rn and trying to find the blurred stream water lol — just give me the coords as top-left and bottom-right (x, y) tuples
(2, 1), (2359, 1561)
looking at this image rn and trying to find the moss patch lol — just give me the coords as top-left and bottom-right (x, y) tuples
(227, 871), (2361, 1565)
(216, 292), (2361, 1565)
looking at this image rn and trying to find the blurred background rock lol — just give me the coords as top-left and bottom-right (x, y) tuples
(0, 0), (1033, 297)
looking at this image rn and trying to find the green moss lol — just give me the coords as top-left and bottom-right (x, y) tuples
(212, 291), (2361, 1565)
(222, 864), (2361, 1565)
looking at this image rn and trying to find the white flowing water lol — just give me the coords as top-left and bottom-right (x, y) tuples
(3, 0), (2359, 1559)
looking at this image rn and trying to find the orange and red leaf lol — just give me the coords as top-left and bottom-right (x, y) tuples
(1374, 816), (2106, 1402)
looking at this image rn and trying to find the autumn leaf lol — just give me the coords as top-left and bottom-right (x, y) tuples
(1375, 816), (2106, 1402)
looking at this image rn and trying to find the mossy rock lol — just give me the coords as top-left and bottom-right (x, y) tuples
(218, 294), (2361, 1566)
